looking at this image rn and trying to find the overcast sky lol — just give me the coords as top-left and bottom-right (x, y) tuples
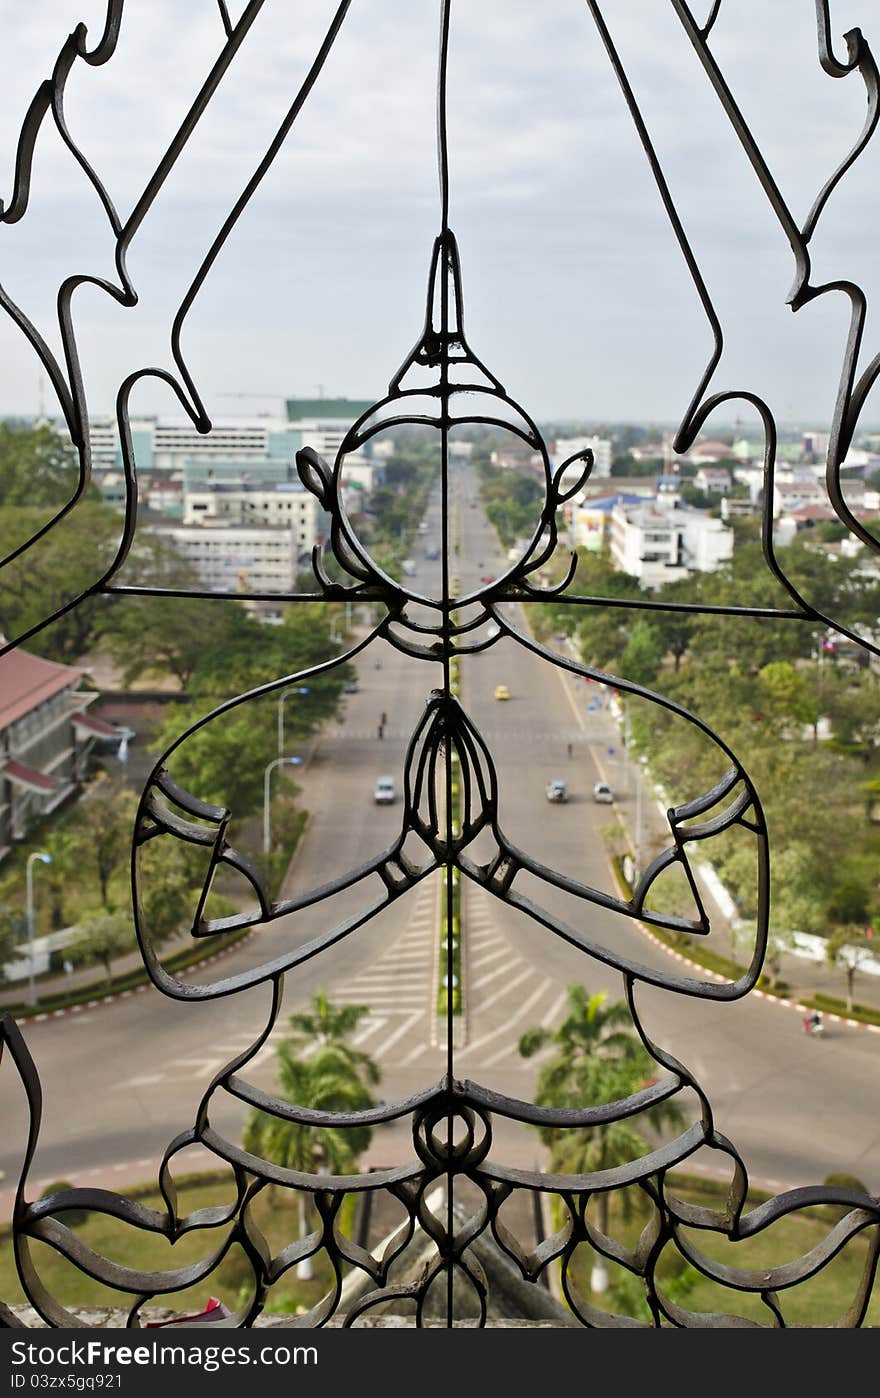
(1, 1), (879, 433)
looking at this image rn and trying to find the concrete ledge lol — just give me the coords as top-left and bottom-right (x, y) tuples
(1, 1304), (569, 1329)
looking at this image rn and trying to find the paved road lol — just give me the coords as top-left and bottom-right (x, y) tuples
(2, 468), (880, 1216)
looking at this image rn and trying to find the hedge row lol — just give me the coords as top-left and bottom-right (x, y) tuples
(609, 854), (880, 1029)
(5, 925), (252, 1021)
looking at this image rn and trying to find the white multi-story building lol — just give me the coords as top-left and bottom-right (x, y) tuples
(772, 478), (829, 517)
(610, 500), (733, 589)
(87, 414), (294, 473)
(150, 523), (303, 594)
(86, 402), (382, 509)
(88, 417), (120, 470)
(183, 483), (319, 552)
(552, 435), (612, 483)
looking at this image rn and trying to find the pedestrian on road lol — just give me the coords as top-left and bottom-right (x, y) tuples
(378, 723), (384, 740)
(380, 712), (387, 727)
(567, 742), (573, 759)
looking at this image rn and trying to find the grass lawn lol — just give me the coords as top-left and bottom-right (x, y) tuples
(560, 1178), (880, 1327)
(1, 1173), (877, 1326)
(0, 1176), (357, 1322)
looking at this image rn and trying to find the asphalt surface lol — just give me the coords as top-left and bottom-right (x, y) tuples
(2, 466), (880, 1218)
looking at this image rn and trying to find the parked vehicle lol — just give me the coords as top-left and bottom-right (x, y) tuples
(546, 779), (568, 803)
(373, 775), (397, 805)
(592, 781), (613, 803)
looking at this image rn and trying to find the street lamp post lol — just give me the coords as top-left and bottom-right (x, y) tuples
(277, 686), (310, 759)
(263, 756), (303, 854)
(25, 850), (52, 1007)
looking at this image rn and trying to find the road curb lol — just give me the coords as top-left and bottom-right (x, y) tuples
(633, 915), (880, 1034)
(8, 934), (253, 1029)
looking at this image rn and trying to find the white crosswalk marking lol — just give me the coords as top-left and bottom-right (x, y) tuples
(373, 1011), (424, 1060)
(471, 960), (522, 992)
(460, 979), (553, 1061)
(469, 946), (510, 971)
(460, 887), (571, 1065)
(541, 989), (569, 1027)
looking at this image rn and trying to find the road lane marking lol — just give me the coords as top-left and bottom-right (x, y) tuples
(372, 1011), (424, 1059)
(469, 946), (511, 971)
(465, 965), (534, 1018)
(350, 1016), (388, 1046)
(458, 978), (552, 1059)
(471, 960), (524, 992)
(173, 1056), (227, 1079)
(469, 933), (507, 952)
(541, 989), (568, 1027)
(340, 971), (428, 985)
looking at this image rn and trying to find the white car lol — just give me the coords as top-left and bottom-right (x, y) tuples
(374, 776), (397, 805)
(546, 780), (568, 804)
(592, 781), (614, 804)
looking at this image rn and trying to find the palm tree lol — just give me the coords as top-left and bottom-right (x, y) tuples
(519, 983), (685, 1293)
(282, 987), (382, 1080)
(242, 990), (381, 1280)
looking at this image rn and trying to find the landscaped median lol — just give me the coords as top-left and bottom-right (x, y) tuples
(436, 592), (464, 1030)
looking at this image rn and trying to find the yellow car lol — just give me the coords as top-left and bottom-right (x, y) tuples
(494, 684), (510, 701)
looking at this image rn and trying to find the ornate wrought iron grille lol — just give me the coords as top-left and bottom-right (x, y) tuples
(2, 0), (880, 1327)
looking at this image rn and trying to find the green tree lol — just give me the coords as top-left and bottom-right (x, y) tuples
(619, 621), (665, 687)
(66, 910), (135, 984)
(45, 778), (138, 910)
(825, 926), (877, 1013)
(242, 990), (381, 1172)
(149, 604), (349, 819)
(242, 991), (381, 1278)
(756, 661), (819, 734)
(826, 673), (880, 763)
(0, 423), (82, 508)
(0, 906), (27, 984)
(0, 500), (121, 660)
(136, 837), (199, 944)
(476, 460), (544, 548)
(519, 984), (685, 1288)
(652, 578), (696, 672)
(101, 536), (246, 689)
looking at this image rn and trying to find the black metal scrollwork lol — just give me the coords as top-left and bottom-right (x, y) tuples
(3, 1), (880, 1328)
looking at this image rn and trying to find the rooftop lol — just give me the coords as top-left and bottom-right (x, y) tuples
(0, 648), (83, 730)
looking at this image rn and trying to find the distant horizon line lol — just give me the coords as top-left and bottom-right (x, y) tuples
(2, 410), (879, 437)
